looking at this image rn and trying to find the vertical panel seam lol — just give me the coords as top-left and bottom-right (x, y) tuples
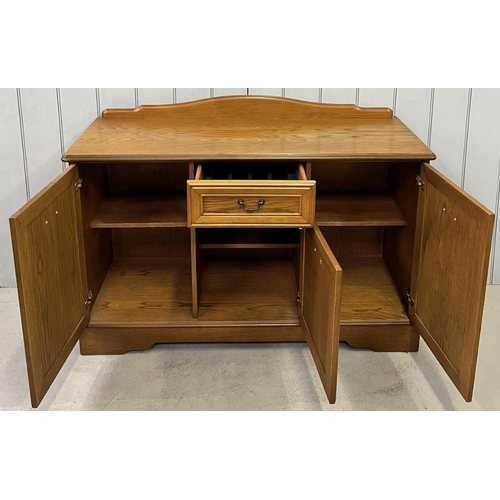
(461, 88), (473, 189)
(16, 88), (30, 201)
(355, 88), (360, 106)
(490, 156), (500, 283)
(173, 88), (177, 104)
(392, 88), (398, 114)
(210, 88), (214, 98)
(56, 88), (65, 171)
(282, 88), (286, 98)
(427, 88), (435, 148)
(318, 88), (323, 103)
(95, 88), (101, 116)
(246, 88), (249, 95)
(134, 88), (139, 107)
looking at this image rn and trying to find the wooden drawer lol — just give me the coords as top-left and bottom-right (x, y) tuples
(187, 163), (316, 227)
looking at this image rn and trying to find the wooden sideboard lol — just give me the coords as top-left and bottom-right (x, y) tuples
(10, 96), (494, 408)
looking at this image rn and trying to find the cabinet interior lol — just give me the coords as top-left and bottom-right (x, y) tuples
(78, 160), (420, 332)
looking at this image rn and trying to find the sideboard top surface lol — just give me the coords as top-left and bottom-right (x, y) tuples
(64, 96), (436, 162)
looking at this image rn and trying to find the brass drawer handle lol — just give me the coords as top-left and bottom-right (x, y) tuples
(237, 199), (265, 212)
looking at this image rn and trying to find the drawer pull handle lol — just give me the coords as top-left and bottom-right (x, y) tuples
(238, 199), (265, 212)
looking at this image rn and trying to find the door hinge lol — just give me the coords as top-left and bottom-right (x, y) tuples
(75, 178), (83, 192)
(84, 291), (93, 309)
(405, 289), (415, 307)
(296, 292), (301, 304)
(415, 175), (425, 190)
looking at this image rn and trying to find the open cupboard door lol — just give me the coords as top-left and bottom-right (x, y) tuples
(301, 225), (342, 403)
(10, 166), (89, 408)
(410, 164), (494, 401)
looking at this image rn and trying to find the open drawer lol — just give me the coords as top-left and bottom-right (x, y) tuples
(187, 162), (316, 227)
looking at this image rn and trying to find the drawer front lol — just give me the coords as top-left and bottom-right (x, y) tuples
(188, 182), (316, 227)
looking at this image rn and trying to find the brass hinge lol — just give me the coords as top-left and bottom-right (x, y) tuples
(415, 175), (425, 190)
(405, 289), (415, 307)
(75, 178), (83, 192)
(296, 292), (301, 304)
(84, 291), (93, 309)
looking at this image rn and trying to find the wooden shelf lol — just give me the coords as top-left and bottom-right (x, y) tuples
(90, 257), (299, 327)
(91, 194), (187, 228)
(198, 228), (300, 249)
(316, 193), (406, 227)
(339, 256), (410, 325)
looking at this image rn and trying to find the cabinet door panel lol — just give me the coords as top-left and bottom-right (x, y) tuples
(301, 225), (342, 403)
(410, 163), (494, 401)
(10, 165), (89, 407)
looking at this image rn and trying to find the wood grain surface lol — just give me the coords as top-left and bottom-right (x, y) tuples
(338, 256), (410, 325)
(301, 225), (342, 403)
(63, 97), (435, 161)
(90, 257), (300, 327)
(91, 193), (187, 228)
(410, 163), (494, 401)
(316, 194), (407, 226)
(10, 166), (89, 407)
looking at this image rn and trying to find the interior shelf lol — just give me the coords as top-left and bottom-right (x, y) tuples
(316, 193), (406, 227)
(90, 257), (300, 327)
(198, 228), (300, 249)
(91, 194), (187, 228)
(339, 256), (410, 325)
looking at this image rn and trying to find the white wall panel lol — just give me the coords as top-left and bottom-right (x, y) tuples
(176, 88), (210, 103)
(358, 88), (394, 108)
(2, 88), (500, 285)
(214, 88), (247, 96)
(0, 90), (26, 286)
(137, 88), (174, 105)
(20, 88), (62, 198)
(395, 88), (432, 144)
(248, 88), (282, 96)
(322, 88), (356, 104)
(463, 89), (500, 283)
(59, 88), (97, 153)
(284, 88), (319, 102)
(429, 88), (469, 186)
(464, 89), (500, 211)
(99, 88), (135, 109)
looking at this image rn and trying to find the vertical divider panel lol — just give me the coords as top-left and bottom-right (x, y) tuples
(189, 162), (201, 318)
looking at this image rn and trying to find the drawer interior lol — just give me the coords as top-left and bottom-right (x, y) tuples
(194, 162), (307, 181)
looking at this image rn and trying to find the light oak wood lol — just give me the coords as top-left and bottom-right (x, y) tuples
(301, 225), (342, 404)
(79, 324), (419, 355)
(410, 163), (494, 401)
(80, 326), (305, 354)
(112, 227), (191, 258)
(316, 194), (407, 227)
(77, 163), (113, 307)
(313, 161), (389, 191)
(91, 194), (187, 228)
(90, 257), (300, 328)
(63, 97), (435, 162)
(383, 162), (421, 300)
(188, 164), (316, 227)
(321, 227), (383, 257)
(107, 162), (189, 193)
(339, 256), (409, 325)
(9, 166), (89, 408)
(341, 325), (419, 352)
(190, 228), (202, 319)
(197, 228), (300, 249)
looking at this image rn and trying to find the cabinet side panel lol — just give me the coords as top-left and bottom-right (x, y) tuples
(77, 163), (113, 303)
(383, 162), (421, 299)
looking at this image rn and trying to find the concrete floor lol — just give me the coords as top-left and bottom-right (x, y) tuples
(1, 286), (499, 410)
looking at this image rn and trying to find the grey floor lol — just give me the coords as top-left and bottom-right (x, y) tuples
(1, 286), (499, 411)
